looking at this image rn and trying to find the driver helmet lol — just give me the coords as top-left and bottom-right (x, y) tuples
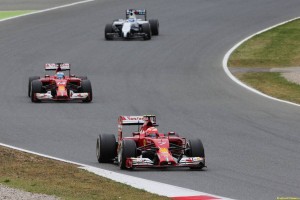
(56, 72), (64, 79)
(128, 11), (136, 19)
(145, 127), (158, 138)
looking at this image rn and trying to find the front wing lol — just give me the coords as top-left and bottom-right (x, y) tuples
(107, 32), (147, 39)
(126, 156), (205, 169)
(35, 92), (89, 101)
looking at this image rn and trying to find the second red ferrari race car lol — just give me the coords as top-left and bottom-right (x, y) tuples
(28, 63), (92, 103)
(96, 115), (206, 170)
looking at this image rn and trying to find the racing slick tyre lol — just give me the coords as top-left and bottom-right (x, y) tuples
(81, 80), (93, 103)
(142, 23), (151, 40)
(105, 24), (114, 40)
(149, 19), (159, 36)
(118, 140), (136, 170)
(31, 80), (43, 103)
(96, 134), (117, 163)
(186, 138), (205, 169)
(28, 76), (40, 97)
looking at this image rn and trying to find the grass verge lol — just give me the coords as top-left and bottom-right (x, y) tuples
(229, 19), (300, 68)
(228, 18), (300, 104)
(235, 72), (300, 104)
(0, 11), (35, 19)
(0, 145), (169, 200)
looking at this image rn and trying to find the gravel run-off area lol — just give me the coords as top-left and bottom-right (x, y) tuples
(0, 184), (60, 200)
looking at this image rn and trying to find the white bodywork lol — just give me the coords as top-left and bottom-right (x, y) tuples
(113, 19), (148, 38)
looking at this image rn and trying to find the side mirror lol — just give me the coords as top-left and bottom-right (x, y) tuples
(132, 132), (140, 136)
(168, 131), (179, 138)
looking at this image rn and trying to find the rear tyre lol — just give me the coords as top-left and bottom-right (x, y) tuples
(81, 80), (92, 103)
(149, 19), (159, 36)
(186, 138), (205, 169)
(31, 80), (43, 103)
(142, 23), (151, 40)
(105, 24), (114, 40)
(96, 134), (117, 163)
(118, 140), (136, 169)
(28, 76), (40, 97)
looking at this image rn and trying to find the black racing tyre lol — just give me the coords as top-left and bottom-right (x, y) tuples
(31, 80), (43, 102)
(186, 138), (205, 157)
(28, 76), (40, 97)
(81, 80), (93, 102)
(77, 76), (88, 80)
(118, 140), (136, 170)
(149, 19), (159, 36)
(96, 134), (117, 163)
(142, 23), (151, 40)
(105, 24), (113, 40)
(186, 138), (205, 169)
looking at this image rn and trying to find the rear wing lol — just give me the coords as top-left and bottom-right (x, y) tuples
(118, 115), (157, 125)
(45, 63), (70, 71)
(118, 116), (144, 125)
(126, 9), (147, 20)
(118, 115), (157, 140)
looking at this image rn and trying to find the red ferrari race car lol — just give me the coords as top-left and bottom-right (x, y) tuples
(96, 115), (206, 170)
(28, 63), (92, 103)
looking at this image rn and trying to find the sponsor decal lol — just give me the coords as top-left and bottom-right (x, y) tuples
(159, 148), (168, 153)
(58, 86), (65, 91)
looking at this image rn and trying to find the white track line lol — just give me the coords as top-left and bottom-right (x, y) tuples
(223, 17), (300, 107)
(0, 1), (235, 199)
(0, 0), (95, 22)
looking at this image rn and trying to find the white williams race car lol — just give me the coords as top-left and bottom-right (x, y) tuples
(105, 9), (159, 40)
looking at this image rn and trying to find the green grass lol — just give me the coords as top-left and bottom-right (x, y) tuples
(236, 72), (300, 103)
(0, 146), (169, 200)
(229, 19), (300, 68)
(0, 11), (35, 20)
(228, 18), (300, 104)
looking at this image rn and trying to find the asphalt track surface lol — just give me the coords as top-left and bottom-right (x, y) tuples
(1, 0), (300, 199)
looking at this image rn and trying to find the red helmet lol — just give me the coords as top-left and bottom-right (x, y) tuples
(145, 127), (158, 138)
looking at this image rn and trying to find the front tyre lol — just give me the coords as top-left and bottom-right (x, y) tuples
(142, 23), (151, 40)
(28, 76), (40, 97)
(186, 138), (205, 169)
(31, 80), (43, 103)
(81, 80), (92, 103)
(105, 24), (114, 40)
(149, 19), (159, 36)
(118, 140), (136, 169)
(96, 134), (117, 163)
